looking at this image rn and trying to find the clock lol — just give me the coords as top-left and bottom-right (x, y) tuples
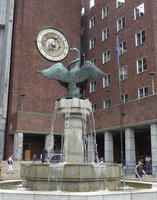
(36, 27), (69, 61)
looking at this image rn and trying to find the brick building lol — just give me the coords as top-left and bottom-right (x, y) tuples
(1, 0), (157, 175)
(81, 0), (157, 174)
(4, 0), (81, 160)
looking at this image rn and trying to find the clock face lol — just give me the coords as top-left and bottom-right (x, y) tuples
(36, 27), (69, 61)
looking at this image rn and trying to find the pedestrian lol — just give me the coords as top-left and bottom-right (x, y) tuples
(135, 160), (147, 181)
(7, 155), (14, 174)
(145, 155), (151, 172)
(40, 149), (47, 163)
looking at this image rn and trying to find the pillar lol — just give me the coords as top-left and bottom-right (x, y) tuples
(13, 132), (23, 160)
(104, 131), (113, 163)
(125, 128), (136, 173)
(150, 123), (157, 175)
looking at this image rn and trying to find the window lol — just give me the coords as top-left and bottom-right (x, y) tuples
(89, 37), (96, 49)
(117, 16), (126, 31)
(90, 80), (96, 93)
(119, 40), (127, 55)
(137, 57), (147, 73)
(134, 3), (144, 20)
(102, 28), (109, 41)
(102, 50), (111, 64)
(121, 93), (128, 103)
(89, 16), (96, 29)
(104, 99), (111, 109)
(138, 87), (149, 98)
(91, 58), (96, 65)
(103, 74), (111, 87)
(120, 66), (128, 80)
(135, 30), (146, 46)
(116, 0), (125, 8)
(89, 0), (95, 8)
(92, 103), (97, 112)
(102, 6), (109, 19)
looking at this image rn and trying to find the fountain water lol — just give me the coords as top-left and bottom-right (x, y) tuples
(21, 98), (121, 192)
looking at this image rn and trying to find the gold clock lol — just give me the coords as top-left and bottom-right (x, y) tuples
(36, 27), (69, 61)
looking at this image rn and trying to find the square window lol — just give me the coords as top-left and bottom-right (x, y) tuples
(120, 66), (128, 81)
(134, 3), (144, 20)
(103, 74), (111, 87)
(92, 103), (97, 112)
(135, 30), (146, 46)
(89, 37), (96, 49)
(119, 40), (127, 55)
(90, 80), (96, 93)
(104, 99), (111, 109)
(102, 6), (109, 19)
(137, 57), (147, 74)
(117, 16), (126, 31)
(89, 0), (95, 8)
(116, 0), (125, 8)
(121, 93), (128, 103)
(89, 16), (96, 29)
(138, 86), (149, 98)
(102, 28), (109, 41)
(102, 50), (111, 64)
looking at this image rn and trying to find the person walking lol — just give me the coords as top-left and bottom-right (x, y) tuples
(135, 160), (147, 181)
(7, 155), (14, 174)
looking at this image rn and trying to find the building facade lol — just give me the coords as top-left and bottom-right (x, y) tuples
(4, 0), (81, 160)
(81, 0), (157, 174)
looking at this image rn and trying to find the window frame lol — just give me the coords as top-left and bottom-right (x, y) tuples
(89, 37), (96, 49)
(136, 57), (148, 74)
(134, 3), (144, 20)
(117, 16), (126, 31)
(102, 6), (109, 19)
(89, 0), (95, 9)
(103, 99), (111, 109)
(102, 27), (109, 41)
(138, 86), (149, 98)
(116, 0), (125, 8)
(120, 66), (128, 81)
(103, 74), (111, 88)
(89, 16), (96, 29)
(90, 80), (96, 93)
(119, 40), (127, 55)
(102, 50), (111, 64)
(135, 30), (146, 46)
(121, 93), (128, 103)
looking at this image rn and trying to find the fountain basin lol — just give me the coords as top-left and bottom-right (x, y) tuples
(21, 163), (121, 192)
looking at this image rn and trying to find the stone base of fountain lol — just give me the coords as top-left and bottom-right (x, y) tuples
(21, 98), (121, 192)
(21, 163), (121, 192)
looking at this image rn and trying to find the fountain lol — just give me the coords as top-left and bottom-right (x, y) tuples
(21, 47), (121, 192)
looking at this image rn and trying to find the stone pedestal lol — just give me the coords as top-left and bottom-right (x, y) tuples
(56, 98), (92, 164)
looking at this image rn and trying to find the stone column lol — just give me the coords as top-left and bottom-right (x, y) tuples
(13, 132), (23, 160)
(125, 128), (136, 173)
(104, 131), (113, 163)
(87, 134), (94, 162)
(150, 123), (157, 175)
